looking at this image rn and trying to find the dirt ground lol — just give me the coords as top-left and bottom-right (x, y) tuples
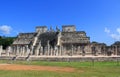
(0, 64), (75, 72)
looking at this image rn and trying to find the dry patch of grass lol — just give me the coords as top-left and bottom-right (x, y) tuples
(0, 64), (75, 72)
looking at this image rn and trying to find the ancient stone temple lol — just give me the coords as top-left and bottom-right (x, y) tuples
(11, 25), (90, 56)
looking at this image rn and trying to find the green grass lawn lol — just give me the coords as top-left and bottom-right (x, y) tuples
(0, 60), (120, 77)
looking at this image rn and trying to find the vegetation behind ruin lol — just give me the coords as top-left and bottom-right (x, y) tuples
(0, 36), (16, 49)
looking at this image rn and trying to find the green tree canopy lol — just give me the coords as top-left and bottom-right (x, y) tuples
(0, 36), (16, 49)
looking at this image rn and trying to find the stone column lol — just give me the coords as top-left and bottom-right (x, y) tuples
(59, 46), (61, 56)
(116, 46), (117, 55)
(60, 46), (63, 56)
(40, 46), (43, 56)
(62, 46), (65, 55)
(20, 46), (22, 56)
(49, 46), (51, 56)
(56, 46), (58, 56)
(22, 46), (25, 56)
(45, 46), (47, 55)
(53, 49), (55, 56)
(82, 46), (85, 56)
(26, 45), (28, 56)
(16, 45), (19, 56)
(113, 46), (115, 55)
(22, 46), (24, 56)
(27, 45), (30, 56)
(0, 46), (2, 56)
(31, 46), (34, 55)
(14, 46), (16, 55)
(7, 47), (9, 56)
(89, 45), (91, 54)
(77, 46), (80, 55)
(51, 46), (53, 56)
(55, 46), (58, 56)
(90, 45), (93, 55)
(21, 46), (23, 56)
(54, 46), (56, 56)
(35, 49), (39, 56)
(34, 46), (39, 56)
(47, 40), (50, 56)
(12, 46), (14, 55)
(103, 46), (106, 56)
(19, 46), (21, 56)
(88, 45), (90, 53)
(71, 45), (73, 56)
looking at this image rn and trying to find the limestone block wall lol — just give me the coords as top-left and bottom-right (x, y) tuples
(62, 25), (76, 32)
(61, 32), (90, 44)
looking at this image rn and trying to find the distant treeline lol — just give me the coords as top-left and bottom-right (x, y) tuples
(0, 36), (16, 49)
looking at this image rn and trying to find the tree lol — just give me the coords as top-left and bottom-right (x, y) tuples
(0, 36), (16, 49)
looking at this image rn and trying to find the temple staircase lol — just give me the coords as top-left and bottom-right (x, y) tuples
(32, 32), (41, 55)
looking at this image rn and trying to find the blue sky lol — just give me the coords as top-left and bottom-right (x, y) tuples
(0, 0), (120, 45)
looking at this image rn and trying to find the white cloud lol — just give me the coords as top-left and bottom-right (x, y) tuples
(105, 27), (120, 41)
(110, 34), (120, 41)
(104, 27), (110, 34)
(0, 25), (12, 34)
(116, 28), (120, 34)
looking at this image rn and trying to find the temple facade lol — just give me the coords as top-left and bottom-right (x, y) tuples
(1, 25), (119, 57)
(11, 25), (91, 56)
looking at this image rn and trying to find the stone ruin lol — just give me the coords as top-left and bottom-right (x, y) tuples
(0, 25), (120, 58)
(10, 25), (90, 56)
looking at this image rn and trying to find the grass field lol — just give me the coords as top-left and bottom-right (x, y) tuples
(0, 60), (120, 77)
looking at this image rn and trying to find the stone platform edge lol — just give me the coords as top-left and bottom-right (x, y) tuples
(0, 56), (120, 62)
